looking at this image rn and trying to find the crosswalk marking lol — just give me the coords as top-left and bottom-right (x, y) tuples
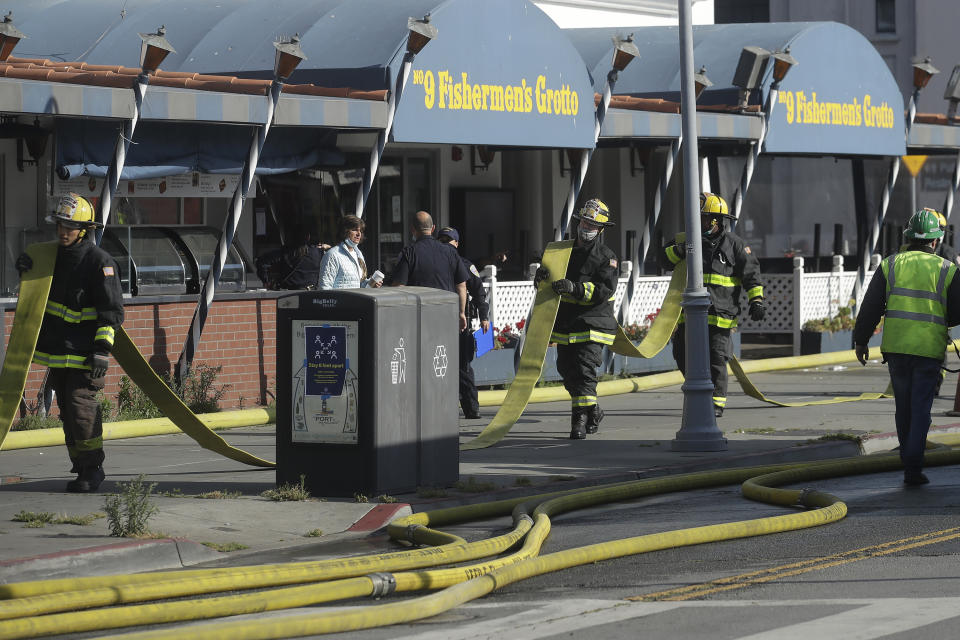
(390, 597), (960, 640)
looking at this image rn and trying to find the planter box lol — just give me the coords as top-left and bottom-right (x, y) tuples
(473, 346), (562, 387)
(800, 329), (881, 355)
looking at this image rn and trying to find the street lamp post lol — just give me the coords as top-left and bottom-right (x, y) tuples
(555, 34), (639, 241)
(852, 56), (938, 311)
(671, 0), (725, 452)
(354, 15), (437, 219)
(95, 26), (176, 244)
(176, 35), (306, 382)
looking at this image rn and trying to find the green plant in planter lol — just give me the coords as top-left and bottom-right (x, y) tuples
(803, 304), (883, 335)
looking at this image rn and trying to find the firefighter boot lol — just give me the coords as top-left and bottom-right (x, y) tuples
(569, 407), (588, 440)
(66, 464), (105, 493)
(586, 404), (604, 434)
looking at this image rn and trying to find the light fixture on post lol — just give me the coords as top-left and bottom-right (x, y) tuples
(732, 46), (770, 110)
(273, 33), (307, 82)
(406, 13), (438, 55)
(355, 14), (437, 219)
(912, 56), (939, 94)
(611, 33), (640, 74)
(178, 35), (306, 382)
(471, 146), (496, 174)
(138, 25), (176, 75)
(945, 63), (960, 121)
(555, 33), (638, 241)
(770, 47), (797, 88)
(97, 25), (177, 242)
(694, 65), (712, 101)
(0, 11), (26, 62)
(852, 55), (939, 311)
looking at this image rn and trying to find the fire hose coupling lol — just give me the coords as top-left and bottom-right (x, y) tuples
(797, 487), (815, 506)
(406, 523), (424, 542)
(519, 513), (534, 526)
(367, 572), (397, 598)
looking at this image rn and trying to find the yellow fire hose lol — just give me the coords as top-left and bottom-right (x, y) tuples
(18, 449), (948, 640)
(3, 447), (960, 639)
(0, 242), (273, 466)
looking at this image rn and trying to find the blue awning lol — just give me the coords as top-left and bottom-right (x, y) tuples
(55, 119), (343, 180)
(564, 22), (906, 156)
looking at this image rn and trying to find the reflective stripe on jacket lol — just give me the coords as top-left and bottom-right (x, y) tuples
(880, 250), (956, 359)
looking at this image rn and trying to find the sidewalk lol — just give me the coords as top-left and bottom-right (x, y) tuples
(1, 358), (954, 584)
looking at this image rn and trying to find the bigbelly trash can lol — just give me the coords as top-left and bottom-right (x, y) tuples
(276, 287), (459, 497)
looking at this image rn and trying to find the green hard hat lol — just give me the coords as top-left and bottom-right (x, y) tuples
(904, 207), (944, 241)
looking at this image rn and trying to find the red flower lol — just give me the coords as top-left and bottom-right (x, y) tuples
(516, 318), (526, 330)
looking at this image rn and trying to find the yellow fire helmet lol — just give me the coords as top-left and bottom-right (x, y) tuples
(699, 192), (735, 219)
(930, 207), (948, 230)
(574, 198), (614, 226)
(45, 193), (102, 236)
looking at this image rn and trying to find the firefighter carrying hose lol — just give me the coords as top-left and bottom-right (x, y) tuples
(659, 192), (765, 417)
(534, 198), (619, 439)
(15, 193), (124, 493)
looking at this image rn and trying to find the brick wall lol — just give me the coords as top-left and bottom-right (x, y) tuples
(4, 297), (278, 412)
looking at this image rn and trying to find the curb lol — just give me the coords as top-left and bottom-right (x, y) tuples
(0, 538), (219, 585)
(348, 503), (413, 532)
(862, 422), (960, 455)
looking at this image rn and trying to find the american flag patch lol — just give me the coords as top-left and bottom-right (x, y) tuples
(103, 266), (115, 277)
(609, 259), (618, 268)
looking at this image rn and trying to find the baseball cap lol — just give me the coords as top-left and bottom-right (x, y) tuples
(438, 227), (460, 242)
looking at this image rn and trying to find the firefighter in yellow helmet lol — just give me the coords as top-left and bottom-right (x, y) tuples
(659, 192), (765, 417)
(930, 208), (960, 268)
(533, 198), (619, 439)
(855, 207), (960, 485)
(15, 193), (124, 493)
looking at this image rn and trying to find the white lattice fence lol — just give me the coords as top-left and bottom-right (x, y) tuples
(483, 267), (877, 342)
(737, 273), (794, 334)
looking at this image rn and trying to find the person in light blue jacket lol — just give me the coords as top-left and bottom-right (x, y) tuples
(318, 215), (383, 290)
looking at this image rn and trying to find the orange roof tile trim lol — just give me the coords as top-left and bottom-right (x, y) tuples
(1, 57), (387, 101)
(594, 93), (760, 114)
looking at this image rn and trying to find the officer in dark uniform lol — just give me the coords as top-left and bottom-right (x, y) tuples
(660, 192), (765, 417)
(534, 198), (619, 439)
(390, 210), (468, 332)
(438, 226), (490, 420)
(16, 193), (124, 493)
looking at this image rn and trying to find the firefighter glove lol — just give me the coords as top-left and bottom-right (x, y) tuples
(15, 253), (32, 275)
(748, 299), (766, 321)
(552, 278), (583, 298)
(86, 353), (109, 378)
(533, 266), (550, 287)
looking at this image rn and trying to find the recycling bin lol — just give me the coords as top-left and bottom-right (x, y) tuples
(276, 287), (459, 497)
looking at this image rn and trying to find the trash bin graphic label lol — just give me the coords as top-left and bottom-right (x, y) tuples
(291, 320), (358, 444)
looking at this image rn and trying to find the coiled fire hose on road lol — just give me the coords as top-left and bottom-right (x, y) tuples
(0, 443), (959, 639)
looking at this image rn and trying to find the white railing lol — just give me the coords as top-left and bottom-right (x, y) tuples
(480, 254), (880, 356)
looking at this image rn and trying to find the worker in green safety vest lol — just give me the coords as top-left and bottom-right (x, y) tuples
(854, 207), (960, 486)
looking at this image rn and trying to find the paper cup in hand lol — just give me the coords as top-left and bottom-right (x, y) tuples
(371, 270), (384, 284)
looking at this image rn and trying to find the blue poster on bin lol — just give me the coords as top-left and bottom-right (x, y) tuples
(305, 326), (347, 396)
(474, 325), (494, 358)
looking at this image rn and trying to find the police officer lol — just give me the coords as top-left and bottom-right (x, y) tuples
(854, 208), (960, 486)
(390, 210), (468, 331)
(534, 198), (619, 439)
(438, 227), (490, 420)
(660, 192), (765, 417)
(16, 193), (124, 493)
